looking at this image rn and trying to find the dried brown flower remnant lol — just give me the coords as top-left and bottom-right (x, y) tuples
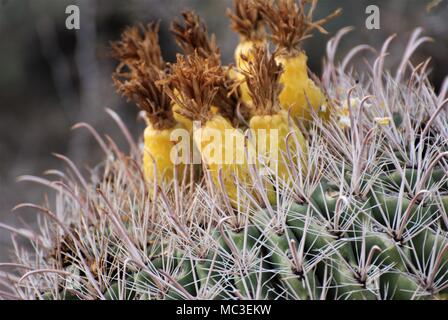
(162, 51), (247, 126)
(170, 10), (252, 125)
(161, 54), (223, 124)
(111, 22), (165, 72)
(112, 22), (175, 130)
(170, 11), (220, 63)
(113, 63), (175, 130)
(241, 45), (284, 116)
(259, 0), (341, 54)
(227, 0), (265, 41)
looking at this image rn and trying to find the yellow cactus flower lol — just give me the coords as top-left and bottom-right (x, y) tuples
(143, 123), (186, 183)
(276, 52), (327, 121)
(193, 115), (257, 206)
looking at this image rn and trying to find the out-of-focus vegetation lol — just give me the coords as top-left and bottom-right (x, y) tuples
(0, 0), (447, 261)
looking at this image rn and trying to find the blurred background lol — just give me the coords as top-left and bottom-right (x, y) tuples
(1, 0), (447, 262)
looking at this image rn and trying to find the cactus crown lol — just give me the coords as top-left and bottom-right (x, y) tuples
(242, 45), (284, 116)
(171, 11), (220, 63)
(227, 0), (265, 41)
(111, 22), (165, 71)
(259, 0), (341, 55)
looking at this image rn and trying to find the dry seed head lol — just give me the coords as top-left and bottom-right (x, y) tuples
(227, 0), (265, 41)
(160, 54), (224, 124)
(112, 22), (175, 130)
(213, 69), (247, 124)
(113, 63), (176, 130)
(171, 11), (250, 125)
(111, 22), (165, 71)
(171, 11), (221, 64)
(242, 45), (284, 115)
(162, 54), (243, 124)
(259, 0), (342, 55)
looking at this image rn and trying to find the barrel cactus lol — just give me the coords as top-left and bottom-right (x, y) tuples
(1, 0), (448, 300)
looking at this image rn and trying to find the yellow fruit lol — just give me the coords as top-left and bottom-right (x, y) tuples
(162, 53), (269, 208)
(231, 39), (266, 108)
(112, 21), (190, 188)
(229, 68), (251, 109)
(143, 123), (186, 184)
(235, 40), (262, 70)
(250, 110), (307, 179)
(172, 95), (193, 132)
(194, 115), (257, 207)
(241, 45), (308, 204)
(276, 52), (327, 122)
(173, 106), (193, 132)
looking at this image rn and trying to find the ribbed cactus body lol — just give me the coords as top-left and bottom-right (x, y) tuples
(32, 134), (448, 301)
